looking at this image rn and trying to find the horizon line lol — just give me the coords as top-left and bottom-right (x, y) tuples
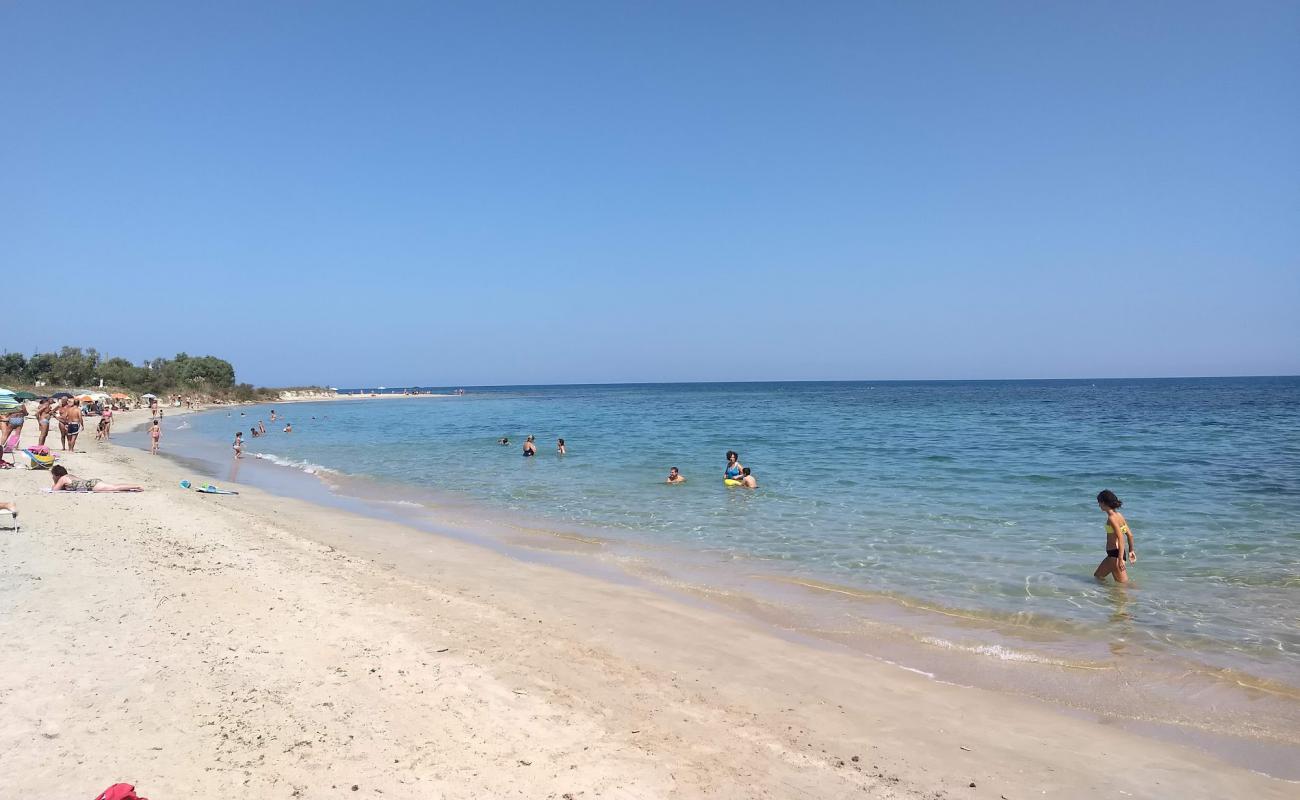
(323, 374), (1300, 391)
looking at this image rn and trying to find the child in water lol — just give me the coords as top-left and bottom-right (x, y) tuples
(557, 438), (566, 455)
(149, 419), (161, 455)
(1094, 489), (1135, 583)
(233, 431), (244, 459)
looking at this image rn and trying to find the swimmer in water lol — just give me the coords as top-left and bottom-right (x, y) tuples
(666, 466), (685, 484)
(739, 467), (757, 488)
(1093, 489), (1135, 583)
(498, 436), (510, 446)
(523, 435), (537, 457)
(724, 450), (743, 482)
(557, 438), (566, 455)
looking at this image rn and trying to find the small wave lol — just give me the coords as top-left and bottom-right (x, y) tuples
(918, 635), (1110, 670)
(252, 451), (337, 476)
(378, 499), (425, 509)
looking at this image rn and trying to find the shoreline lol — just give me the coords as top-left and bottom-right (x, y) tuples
(120, 404), (1300, 779)
(1, 408), (1295, 796)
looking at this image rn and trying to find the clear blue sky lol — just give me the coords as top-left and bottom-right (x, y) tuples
(2, 2), (1296, 387)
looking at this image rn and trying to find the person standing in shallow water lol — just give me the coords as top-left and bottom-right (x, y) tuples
(522, 435), (537, 457)
(724, 450), (743, 481)
(556, 438), (566, 455)
(1094, 490), (1136, 583)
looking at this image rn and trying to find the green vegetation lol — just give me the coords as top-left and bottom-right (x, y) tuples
(0, 347), (317, 400)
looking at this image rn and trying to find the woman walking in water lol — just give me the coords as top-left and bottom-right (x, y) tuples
(1094, 490), (1136, 583)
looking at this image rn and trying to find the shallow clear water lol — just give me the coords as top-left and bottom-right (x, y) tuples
(174, 378), (1300, 680)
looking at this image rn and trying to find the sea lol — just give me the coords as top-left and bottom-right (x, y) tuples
(124, 378), (1300, 775)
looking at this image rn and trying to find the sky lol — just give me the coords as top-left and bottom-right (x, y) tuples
(2, 1), (1297, 387)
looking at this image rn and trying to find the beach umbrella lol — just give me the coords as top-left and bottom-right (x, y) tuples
(51, 391), (73, 399)
(111, 392), (130, 400)
(141, 393), (157, 400)
(13, 391), (37, 400)
(76, 394), (94, 402)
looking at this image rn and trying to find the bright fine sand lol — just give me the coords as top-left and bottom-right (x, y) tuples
(1, 410), (1292, 799)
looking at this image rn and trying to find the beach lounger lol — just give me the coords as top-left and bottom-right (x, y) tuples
(0, 509), (17, 531)
(0, 430), (19, 467)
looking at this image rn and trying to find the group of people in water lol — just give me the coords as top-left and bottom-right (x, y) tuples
(663, 450), (756, 487)
(229, 408), (293, 458)
(664, 450), (757, 487)
(10, 400), (1140, 587)
(492, 436), (1132, 581)
(496, 436), (759, 489)
(498, 434), (563, 456)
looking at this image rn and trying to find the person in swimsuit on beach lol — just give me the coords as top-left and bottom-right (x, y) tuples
(666, 466), (685, 484)
(2, 403), (25, 448)
(62, 402), (83, 451)
(1093, 489), (1135, 583)
(522, 435), (537, 457)
(725, 451), (744, 482)
(739, 467), (757, 488)
(557, 438), (566, 455)
(36, 399), (53, 447)
(233, 431), (244, 458)
(100, 404), (113, 439)
(149, 419), (161, 455)
(50, 464), (143, 493)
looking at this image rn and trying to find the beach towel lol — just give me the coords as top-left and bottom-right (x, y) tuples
(93, 783), (148, 800)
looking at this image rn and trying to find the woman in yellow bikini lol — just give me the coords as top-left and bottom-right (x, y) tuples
(1094, 490), (1136, 583)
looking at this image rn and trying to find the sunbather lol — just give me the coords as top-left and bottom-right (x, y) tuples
(50, 465), (143, 492)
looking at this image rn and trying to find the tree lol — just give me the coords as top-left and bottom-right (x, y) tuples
(98, 357), (150, 389)
(23, 353), (55, 384)
(49, 347), (100, 387)
(0, 352), (26, 379)
(178, 355), (236, 388)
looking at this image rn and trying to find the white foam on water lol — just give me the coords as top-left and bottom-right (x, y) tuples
(252, 451), (337, 476)
(918, 635), (1097, 669)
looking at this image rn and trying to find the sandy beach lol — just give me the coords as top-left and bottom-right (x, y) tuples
(0, 408), (1293, 799)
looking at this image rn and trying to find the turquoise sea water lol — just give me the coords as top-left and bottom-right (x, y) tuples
(154, 379), (1300, 684)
